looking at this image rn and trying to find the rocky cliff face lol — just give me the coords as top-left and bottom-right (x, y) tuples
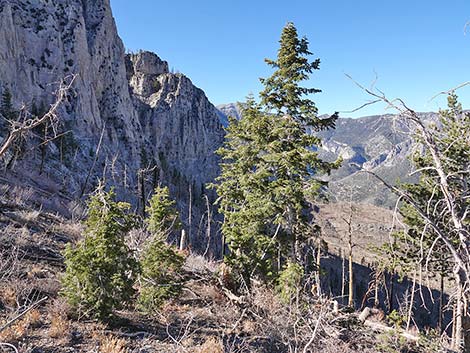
(0, 0), (225, 254)
(127, 52), (223, 189)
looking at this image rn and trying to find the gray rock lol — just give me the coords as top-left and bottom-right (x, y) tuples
(0, 0), (224, 255)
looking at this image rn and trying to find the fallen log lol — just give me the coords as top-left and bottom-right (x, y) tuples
(358, 307), (419, 342)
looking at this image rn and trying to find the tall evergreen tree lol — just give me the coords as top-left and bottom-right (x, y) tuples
(214, 23), (339, 284)
(215, 97), (280, 281)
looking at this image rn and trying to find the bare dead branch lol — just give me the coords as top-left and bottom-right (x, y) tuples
(0, 296), (48, 333)
(0, 75), (76, 159)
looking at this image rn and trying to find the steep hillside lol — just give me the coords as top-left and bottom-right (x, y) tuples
(0, 0), (224, 254)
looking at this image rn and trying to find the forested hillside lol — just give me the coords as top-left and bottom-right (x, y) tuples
(0, 1), (469, 353)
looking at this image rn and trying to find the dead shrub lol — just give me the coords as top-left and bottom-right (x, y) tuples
(0, 320), (29, 342)
(27, 264), (46, 279)
(204, 285), (225, 304)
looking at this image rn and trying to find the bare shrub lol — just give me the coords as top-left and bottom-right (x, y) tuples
(184, 253), (220, 274)
(51, 220), (83, 241)
(127, 228), (151, 256)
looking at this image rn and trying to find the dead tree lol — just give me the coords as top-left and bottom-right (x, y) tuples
(348, 76), (470, 352)
(342, 201), (356, 307)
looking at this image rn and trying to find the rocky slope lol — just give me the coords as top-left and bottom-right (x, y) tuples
(0, 0), (224, 254)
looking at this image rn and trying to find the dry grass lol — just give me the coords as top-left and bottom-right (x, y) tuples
(0, 309), (41, 342)
(0, 285), (18, 307)
(18, 209), (41, 223)
(195, 337), (224, 353)
(51, 220), (83, 241)
(99, 335), (129, 353)
(185, 253), (220, 274)
(47, 298), (72, 339)
(9, 185), (34, 206)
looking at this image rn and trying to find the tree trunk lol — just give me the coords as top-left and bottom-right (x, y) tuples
(406, 271), (417, 331)
(315, 244), (322, 296)
(386, 271), (395, 314)
(179, 229), (186, 251)
(138, 170), (146, 217)
(341, 249), (346, 305)
(348, 244), (354, 307)
(439, 273), (444, 333)
(453, 284), (463, 351)
(188, 184), (192, 252)
(452, 271), (470, 353)
(374, 269), (380, 308)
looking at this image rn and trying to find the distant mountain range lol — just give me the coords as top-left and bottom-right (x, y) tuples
(217, 104), (438, 208)
(216, 103), (242, 126)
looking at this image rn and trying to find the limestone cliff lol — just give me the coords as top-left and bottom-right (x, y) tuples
(0, 0), (225, 255)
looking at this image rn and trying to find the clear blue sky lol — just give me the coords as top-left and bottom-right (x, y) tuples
(111, 0), (470, 118)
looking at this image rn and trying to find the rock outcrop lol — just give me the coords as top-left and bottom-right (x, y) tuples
(0, 0), (224, 255)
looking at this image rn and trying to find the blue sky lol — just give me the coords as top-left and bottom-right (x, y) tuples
(111, 0), (470, 118)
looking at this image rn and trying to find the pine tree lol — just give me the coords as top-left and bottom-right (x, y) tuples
(214, 23), (339, 285)
(215, 97), (280, 282)
(146, 185), (181, 235)
(61, 188), (138, 320)
(0, 88), (15, 134)
(0, 88), (15, 121)
(137, 186), (184, 313)
(260, 23), (332, 129)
